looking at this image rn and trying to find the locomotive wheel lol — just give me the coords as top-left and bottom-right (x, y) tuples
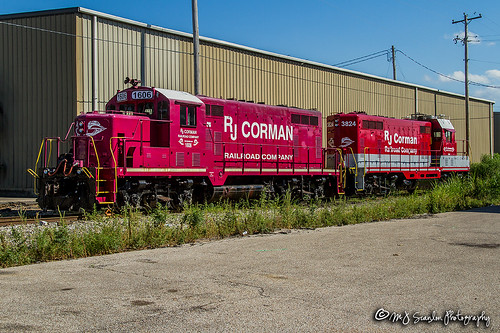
(169, 188), (194, 211)
(407, 180), (417, 194)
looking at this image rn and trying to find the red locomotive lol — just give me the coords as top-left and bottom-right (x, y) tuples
(33, 82), (341, 211)
(327, 112), (469, 194)
(31, 81), (469, 211)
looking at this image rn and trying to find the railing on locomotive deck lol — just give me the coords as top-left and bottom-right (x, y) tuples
(104, 119), (151, 201)
(456, 140), (471, 160)
(362, 146), (434, 174)
(217, 142), (327, 175)
(360, 140), (470, 175)
(27, 123), (76, 194)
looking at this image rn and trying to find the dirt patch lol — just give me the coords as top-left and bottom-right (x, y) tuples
(0, 201), (40, 218)
(449, 242), (500, 249)
(131, 300), (154, 306)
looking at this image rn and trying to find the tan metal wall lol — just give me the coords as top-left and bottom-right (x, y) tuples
(0, 13), (77, 194)
(495, 113), (500, 154)
(78, 11), (493, 162)
(0, 8), (494, 193)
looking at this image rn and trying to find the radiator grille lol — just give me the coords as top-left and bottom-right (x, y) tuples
(192, 153), (200, 167)
(176, 152), (184, 167)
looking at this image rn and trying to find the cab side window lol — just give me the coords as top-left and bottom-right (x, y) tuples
(180, 105), (197, 126)
(158, 101), (170, 120)
(444, 130), (452, 142)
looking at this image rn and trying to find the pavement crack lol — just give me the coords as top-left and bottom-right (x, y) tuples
(228, 280), (269, 297)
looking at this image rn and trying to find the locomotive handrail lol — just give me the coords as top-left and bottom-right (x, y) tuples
(346, 147), (360, 190)
(362, 146), (449, 174)
(108, 136), (122, 194)
(88, 136), (103, 194)
(64, 122), (75, 141)
(30, 137), (63, 194)
(47, 140), (53, 166)
(218, 141), (322, 174)
(30, 139), (48, 197)
(34, 139), (45, 172)
(335, 148), (347, 189)
(81, 167), (94, 179)
(363, 147), (368, 176)
(27, 168), (39, 179)
(43, 138), (61, 168)
(455, 140), (470, 156)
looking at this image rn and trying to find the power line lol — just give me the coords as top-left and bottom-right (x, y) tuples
(396, 49), (463, 83)
(0, 20), (192, 56)
(397, 49), (500, 89)
(470, 59), (500, 65)
(332, 49), (389, 67)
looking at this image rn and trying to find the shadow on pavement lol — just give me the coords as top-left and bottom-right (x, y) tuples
(462, 205), (500, 214)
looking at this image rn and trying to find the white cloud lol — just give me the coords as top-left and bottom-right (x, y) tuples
(423, 74), (433, 83)
(486, 69), (500, 80)
(472, 86), (500, 103)
(470, 73), (490, 84)
(439, 71), (464, 82)
(437, 70), (492, 85)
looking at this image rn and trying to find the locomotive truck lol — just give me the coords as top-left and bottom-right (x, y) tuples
(29, 82), (469, 211)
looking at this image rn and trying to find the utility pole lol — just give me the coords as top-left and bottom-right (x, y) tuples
(452, 13), (482, 155)
(192, 0), (201, 95)
(391, 45), (397, 80)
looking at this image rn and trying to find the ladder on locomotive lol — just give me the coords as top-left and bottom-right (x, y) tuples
(334, 148), (346, 195)
(89, 136), (117, 205)
(95, 168), (116, 204)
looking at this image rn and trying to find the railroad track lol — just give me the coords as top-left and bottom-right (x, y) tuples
(0, 215), (82, 227)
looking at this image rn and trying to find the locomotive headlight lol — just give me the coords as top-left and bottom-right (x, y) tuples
(75, 120), (85, 136)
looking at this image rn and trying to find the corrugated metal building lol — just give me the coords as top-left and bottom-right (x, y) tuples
(495, 113), (500, 154)
(0, 7), (495, 195)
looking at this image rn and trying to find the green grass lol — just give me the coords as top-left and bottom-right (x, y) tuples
(1, 154), (499, 268)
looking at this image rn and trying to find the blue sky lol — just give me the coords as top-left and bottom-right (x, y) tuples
(2, 0), (500, 111)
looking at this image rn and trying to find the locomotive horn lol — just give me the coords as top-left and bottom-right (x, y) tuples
(124, 77), (141, 87)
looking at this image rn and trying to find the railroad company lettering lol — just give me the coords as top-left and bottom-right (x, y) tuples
(224, 152), (293, 161)
(224, 116), (293, 141)
(384, 130), (417, 146)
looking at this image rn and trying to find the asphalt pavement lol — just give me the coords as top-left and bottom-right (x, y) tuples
(0, 206), (498, 332)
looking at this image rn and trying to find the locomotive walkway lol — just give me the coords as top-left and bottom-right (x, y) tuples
(0, 206), (498, 332)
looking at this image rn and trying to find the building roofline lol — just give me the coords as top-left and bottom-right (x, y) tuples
(0, 7), (81, 20)
(0, 7), (495, 105)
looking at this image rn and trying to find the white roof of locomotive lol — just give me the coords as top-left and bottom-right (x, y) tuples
(437, 119), (455, 130)
(155, 88), (203, 105)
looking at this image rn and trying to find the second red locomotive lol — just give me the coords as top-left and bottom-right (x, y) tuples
(32, 81), (469, 211)
(327, 112), (469, 194)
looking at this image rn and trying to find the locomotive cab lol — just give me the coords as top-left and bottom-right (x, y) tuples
(103, 86), (205, 169)
(428, 117), (469, 170)
(430, 118), (457, 156)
